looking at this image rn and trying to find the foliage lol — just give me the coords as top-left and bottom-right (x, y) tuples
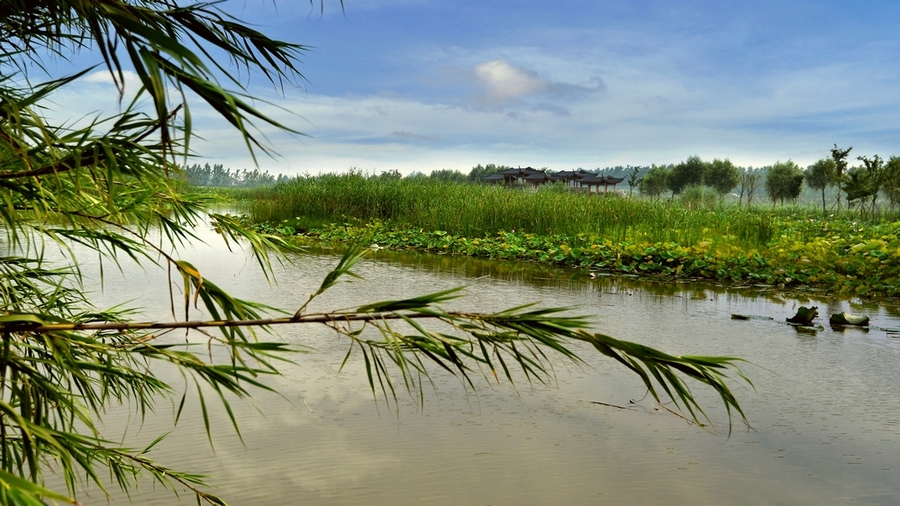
(678, 185), (720, 210)
(467, 163), (509, 181)
(0, 1), (755, 504)
(244, 173), (775, 248)
(703, 158), (740, 195)
(183, 163), (286, 187)
(805, 158), (836, 214)
(667, 155), (707, 195)
(287, 214), (900, 299)
(831, 144), (853, 209)
(884, 156), (900, 210)
(429, 168), (469, 183)
(245, 175), (900, 299)
(627, 166), (642, 196)
(848, 155), (884, 216)
(764, 161), (804, 205)
(738, 169), (763, 206)
(639, 165), (670, 200)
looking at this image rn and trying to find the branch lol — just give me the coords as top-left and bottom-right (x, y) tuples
(0, 310), (446, 333)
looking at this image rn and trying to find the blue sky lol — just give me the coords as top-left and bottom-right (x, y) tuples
(51, 0), (900, 175)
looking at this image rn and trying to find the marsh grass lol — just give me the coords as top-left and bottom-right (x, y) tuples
(242, 174), (775, 249)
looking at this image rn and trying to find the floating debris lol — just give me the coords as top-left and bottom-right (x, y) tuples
(786, 306), (818, 325)
(829, 312), (870, 326)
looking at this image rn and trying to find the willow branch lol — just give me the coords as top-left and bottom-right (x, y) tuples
(0, 105), (182, 180)
(0, 311), (454, 334)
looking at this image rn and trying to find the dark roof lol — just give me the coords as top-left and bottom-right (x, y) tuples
(482, 174), (504, 181)
(551, 170), (578, 179)
(524, 172), (558, 182)
(501, 166), (543, 177)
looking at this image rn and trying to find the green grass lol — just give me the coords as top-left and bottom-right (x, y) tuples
(237, 174), (900, 299)
(241, 173), (775, 249)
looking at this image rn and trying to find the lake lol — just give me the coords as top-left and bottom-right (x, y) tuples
(73, 226), (900, 505)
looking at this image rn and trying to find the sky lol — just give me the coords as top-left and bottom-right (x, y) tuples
(44, 0), (900, 176)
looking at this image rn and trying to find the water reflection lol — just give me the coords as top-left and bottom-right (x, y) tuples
(62, 237), (900, 505)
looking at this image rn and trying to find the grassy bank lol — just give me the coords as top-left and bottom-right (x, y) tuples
(242, 173), (775, 248)
(239, 174), (900, 299)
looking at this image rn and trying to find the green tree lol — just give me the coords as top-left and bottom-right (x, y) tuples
(703, 158), (740, 196)
(840, 155), (884, 217)
(830, 144), (853, 209)
(638, 165), (670, 200)
(627, 166), (643, 196)
(764, 161), (804, 206)
(883, 156), (900, 210)
(805, 158), (836, 214)
(0, 2), (748, 504)
(467, 163), (509, 181)
(738, 169), (762, 206)
(429, 168), (468, 183)
(667, 155), (707, 196)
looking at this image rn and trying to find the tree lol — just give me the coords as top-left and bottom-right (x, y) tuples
(738, 169), (762, 206)
(883, 156), (900, 211)
(805, 158), (836, 214)
(0, 2), (749, 504)
(764, 161), (804, 206)
(703, 158), (740, 196)
(638, 165), (670, 200)
(830, 144), (853, 210)
(627, 166), (643, 197)
(467, 163), (509, 181)
(840, 155), (884, 217)
(667, 155), (707, 196)
(429, 168), (468, 183)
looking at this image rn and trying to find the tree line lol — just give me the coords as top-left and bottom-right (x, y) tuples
(635, 147), (900, 214)
(419, 148), (900, 215)
(182, 163), (291, 187)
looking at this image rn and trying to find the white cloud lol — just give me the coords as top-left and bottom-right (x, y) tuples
(83, 69), (142, 91)
(473, 60), (548, 101)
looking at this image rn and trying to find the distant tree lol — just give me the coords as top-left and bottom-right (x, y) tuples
(468, 164), (508, 181)
(639, 165), (671, 200)
(805, 158), (836, 214)
(830, 144), (853, 209)
(738, 169), (762, 206)
(842, 166), (874, 215)
(667, 155), (707, 196)
(240, 168), (277, 187)
(627, 166), (643, 196)
(430, 169), (468, 183)
(703, 158), (740, 196)
(378, 169), (403, 180)
(765, 161), (804, 206)
(848, 155), (884, 215)
(883, 156), (900, 211)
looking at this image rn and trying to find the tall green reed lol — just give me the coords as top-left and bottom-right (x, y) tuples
(244, 175), (775, 248)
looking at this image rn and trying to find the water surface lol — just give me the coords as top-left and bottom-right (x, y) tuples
(74, 232), (900, 505)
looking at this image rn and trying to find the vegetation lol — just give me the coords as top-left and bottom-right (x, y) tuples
(764, 161), (804, 205)
(0, 1), (754, 504)
(243, 174), (900, 299)
(703, 158), (740, 196)
(805, 158), (836, 214)
(638, 165), (671, 200)
(244, 173), (774, 247)
(182, 163), (289, 187)
(667, 155), (706, 195)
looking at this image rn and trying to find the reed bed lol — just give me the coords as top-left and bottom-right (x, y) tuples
(244, 174), (775, 249)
